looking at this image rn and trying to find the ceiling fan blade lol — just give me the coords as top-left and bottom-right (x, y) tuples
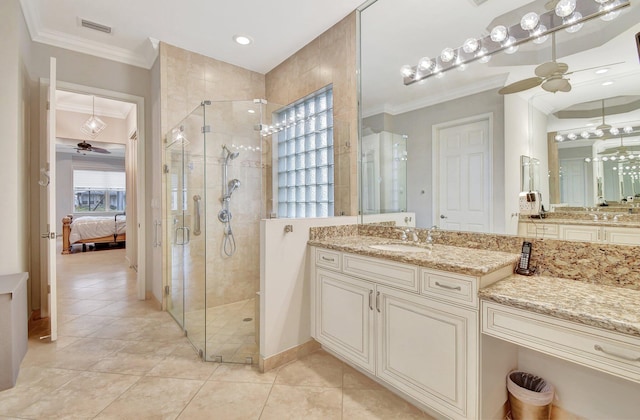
(498, 77), (543, 95)
(89, 147), (111, 154)
(535, 61), (568, 78)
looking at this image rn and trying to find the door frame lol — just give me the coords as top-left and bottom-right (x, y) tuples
(431, 113), (494, 232)
(41, 79), (147, 304)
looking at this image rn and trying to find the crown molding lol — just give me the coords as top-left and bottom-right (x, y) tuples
(19, 0), (157, 69)
(56, 103), (131, 119)
(365, 73), (508, 118)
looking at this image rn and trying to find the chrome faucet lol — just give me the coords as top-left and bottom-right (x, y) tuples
(425, 225), (438, 247)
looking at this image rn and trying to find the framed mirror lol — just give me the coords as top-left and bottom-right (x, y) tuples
(358, 0), (640, 234)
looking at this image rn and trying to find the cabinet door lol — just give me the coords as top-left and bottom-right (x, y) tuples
(604, 227), (640, 245)
(560, 225), (600, 242)
(376, 285), (477, 420)
(315, 269), (375, 373)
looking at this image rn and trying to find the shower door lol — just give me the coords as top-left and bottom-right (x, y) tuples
(165, 100), (265, 363)
(165, 104), (207, 355)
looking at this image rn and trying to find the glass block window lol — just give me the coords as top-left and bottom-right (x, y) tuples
(275, 87), (334, 218)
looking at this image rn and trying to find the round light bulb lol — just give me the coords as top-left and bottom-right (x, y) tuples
(400, 65), (414, 78)
(532, 25), (549, 44)
(504, 37), (519, 54)
(520, 12), (540, 31)
(490, 25), (508, 43)
(602, 156), (609, 161)
(624, 126), (634, 134)
(611, 156), (617, 161)
(567, 133), (578, 140)
(555, 134), (564, 141)
(555, 0), (576, 18)
(610, 127), (620, 135)
(417, 57), (433, 72)
(462, 38), (480, 54)
(564, 12), (583, 33)
(440, 47), (456, 63)
(594, 129), (604, 137)
(478, 53), (492, 64)
(585, 158), (592, 163)
(580, 131), (590, 139)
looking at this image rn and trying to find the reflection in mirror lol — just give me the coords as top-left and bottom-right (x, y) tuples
(521, 155), (540, 192)
(359, 0), (640, 234)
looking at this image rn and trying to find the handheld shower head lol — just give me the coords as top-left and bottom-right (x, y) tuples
(222, 145), (239, 163)
(227, 179), (241, 197)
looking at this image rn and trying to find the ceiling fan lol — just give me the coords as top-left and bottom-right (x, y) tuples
(74, 140), (111, 154)
(598, 136), (640, 156)
(499, 33), (623, 95)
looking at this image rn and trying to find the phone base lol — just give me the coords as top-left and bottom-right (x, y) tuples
(515, 267), (536, 276)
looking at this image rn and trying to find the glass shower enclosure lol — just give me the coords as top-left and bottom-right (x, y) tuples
(165, 100), (265, 363)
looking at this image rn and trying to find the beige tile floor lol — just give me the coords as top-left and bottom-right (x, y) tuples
(0, 245), (433, 419)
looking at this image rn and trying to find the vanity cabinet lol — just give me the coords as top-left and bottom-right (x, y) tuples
(482, 301), (640, 384)
(519, 221), (640, 245)
(310, 246), (511, 420)
(517, 221), (559, 239)
(559, 225), (640, 245)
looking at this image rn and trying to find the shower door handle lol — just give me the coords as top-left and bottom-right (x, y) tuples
(174, 226), (191, 245)
(193, 195), (202, 236)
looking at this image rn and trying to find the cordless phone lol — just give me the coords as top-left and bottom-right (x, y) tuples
(515, 241), (535, 276)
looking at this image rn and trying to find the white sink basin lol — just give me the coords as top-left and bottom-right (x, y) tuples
(369, 243), (431, 253)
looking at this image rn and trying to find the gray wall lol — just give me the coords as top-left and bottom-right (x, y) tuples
(363, 89), (505, 231)
(22, 27), (154, 310)
(0, 0), (31, 283)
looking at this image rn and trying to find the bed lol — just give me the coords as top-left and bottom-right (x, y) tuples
(61, 213), (126, 254)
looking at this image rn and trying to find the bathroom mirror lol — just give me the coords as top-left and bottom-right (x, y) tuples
(359, 0), (640, 233)
(521, 155), (540, 192)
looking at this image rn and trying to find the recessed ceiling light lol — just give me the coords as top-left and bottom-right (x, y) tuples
(602, 81), (614, 86)
(248, 109), (256, 114)
(595, 68), (609, 74)
(233, 35), (253, 45)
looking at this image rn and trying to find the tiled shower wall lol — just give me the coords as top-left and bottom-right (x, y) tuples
(159, 43), (266, 312)
(265, 12), (358, 217)
(159, 11), (359, 312)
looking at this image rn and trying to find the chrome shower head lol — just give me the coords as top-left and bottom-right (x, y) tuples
(222, 145), (239, 163)
(227, 179), (241, 196)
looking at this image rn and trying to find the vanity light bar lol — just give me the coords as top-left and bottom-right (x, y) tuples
(555, 124), (639, 142)
(403, 0), (630, 85)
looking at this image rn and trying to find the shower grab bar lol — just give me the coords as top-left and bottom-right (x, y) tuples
(193, 195), (202, 236)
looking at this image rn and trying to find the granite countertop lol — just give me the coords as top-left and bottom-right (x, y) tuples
(308, 235), (519, 277)
(520, 218), (640, 228)
(479, 275), (640, 338)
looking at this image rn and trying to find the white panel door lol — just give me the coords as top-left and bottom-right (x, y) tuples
(315, 269), (375, 374)
(42, 57), (58, 341)
(437, 119), (491, 232)
(376, 285), (477, 419)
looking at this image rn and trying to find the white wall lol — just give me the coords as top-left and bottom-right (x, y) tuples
(504, 95), (532, 235)
(518, 348), (640, 418)
(260, 212), (414, 359)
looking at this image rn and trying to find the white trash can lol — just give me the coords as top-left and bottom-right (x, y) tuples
(507, 371), (554, 420)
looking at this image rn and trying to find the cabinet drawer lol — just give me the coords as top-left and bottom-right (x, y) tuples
(421, 269), (476, 307)
(525, 223), (559, 237)
(343, 254), (418, 292)
(482, 301), (640, 384)
(315, 249), (341, 271)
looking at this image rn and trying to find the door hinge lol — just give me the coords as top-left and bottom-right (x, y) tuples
(201, 125), (211, 133)
(163, 164), (169, 174)
(46, 101), (50, 110)
(47, 284), (51, 294)
(165, 285), (170, 296)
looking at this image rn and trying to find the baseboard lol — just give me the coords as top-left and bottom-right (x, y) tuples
(259, 339), (321, 373)
(146, 291), (162, 310)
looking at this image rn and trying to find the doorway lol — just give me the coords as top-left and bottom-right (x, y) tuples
(40, 79), (147, 335)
